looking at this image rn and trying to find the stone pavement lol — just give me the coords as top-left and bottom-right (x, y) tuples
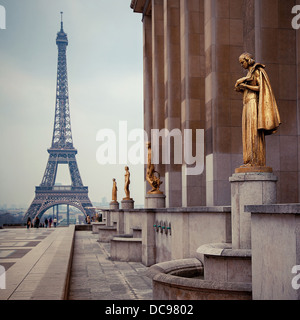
(68, 231), (153, 300)
(0, 226), (152, 300)
(0, 226), (74, 300)
(0, 228), (55, 272)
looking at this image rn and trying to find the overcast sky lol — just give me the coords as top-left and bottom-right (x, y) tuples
(0, 0), (144, 209)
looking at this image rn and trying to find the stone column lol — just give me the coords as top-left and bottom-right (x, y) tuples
(116, 210), (124, 234)
(230, 171), (277, 250)
(164, 0), (182, 207)
(142, 210), (156, 266)
(180, 0), (206, 206)
(143, 14), (153, 196)
(255, 0), (299, 204)
(204, 0), (244, 206)
(152, 0), (166, 194)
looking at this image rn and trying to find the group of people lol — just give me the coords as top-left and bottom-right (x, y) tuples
(85, 214), (101, 224)
(26, 216), (57, 229)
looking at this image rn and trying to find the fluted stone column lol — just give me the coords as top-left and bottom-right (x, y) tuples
(180, 0), (206, 206)
(143, 14), (153, 196)
(164, 0), (182, 207)
(204, 0), (244, 206)
(152, 0), (166, 193)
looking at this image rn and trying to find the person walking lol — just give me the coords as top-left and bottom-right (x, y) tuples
(27, 217), (31, 229)
(44, 218), (48, 228)
(86, 215), (90, 224)
(53, 217), (57, 228)
(49, 217), (52, 228)
(34, 216), (40, 228)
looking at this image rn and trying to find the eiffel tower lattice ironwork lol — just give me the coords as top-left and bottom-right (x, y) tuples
(24, 14), (94, 222)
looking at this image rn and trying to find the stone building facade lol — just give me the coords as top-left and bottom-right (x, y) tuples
(130, 0), (300, 207)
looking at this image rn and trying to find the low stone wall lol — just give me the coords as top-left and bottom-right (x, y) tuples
(196, 243), (252, 284)
(91, 222), (106, 234)
(110, 237), (142, 262)
(75, 224), (92, 231)
(153, 207), (231, 262)
(100, 206), (231, 266)
(247, 204), (300, 300)
(98, 226), (118, 242)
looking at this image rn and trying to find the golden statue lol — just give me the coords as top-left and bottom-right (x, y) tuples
(111, 178), (118, 203)
(123, 166), (132, 200)
(235, 53), (281, 173)
(146, 142), (163, 194)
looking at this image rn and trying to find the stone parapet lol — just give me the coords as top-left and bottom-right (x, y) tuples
(247, 204), (300, 300)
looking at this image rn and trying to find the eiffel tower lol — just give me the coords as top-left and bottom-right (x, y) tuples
(24, 13), (94, 222)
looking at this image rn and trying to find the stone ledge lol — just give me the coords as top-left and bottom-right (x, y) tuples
(230, 172), (278, 182)
(146, 258), (203, 279)
(246, 204), (300, 215)
(196, 243), (251, 258)
(112, 237), (140, 242)
(112, 206), (231, 214)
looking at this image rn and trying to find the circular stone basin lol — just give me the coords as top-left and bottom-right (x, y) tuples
(167, 265), (204, 280)
(147, 258), (252, 300)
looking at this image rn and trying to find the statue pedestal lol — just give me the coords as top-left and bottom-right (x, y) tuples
(109, 201), (119, 210)
(121, 198), (134, 210)
(145, 193), (166, 209)
(235, 166), (273, 174)
(229, 171), (277, 250)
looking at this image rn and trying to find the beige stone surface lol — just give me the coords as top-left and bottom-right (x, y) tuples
(0, 226), (75, 300)
(230, 172), (277, 250)
(248, 204), (300, 300)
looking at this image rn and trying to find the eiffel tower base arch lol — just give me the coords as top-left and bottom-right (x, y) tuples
(24, 187), (94, 222)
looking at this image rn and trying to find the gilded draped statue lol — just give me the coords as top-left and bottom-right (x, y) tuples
(146, 142), (163, 194)
(111, 178), (118, 203)
(123, 166), (132, 200)
(234, 53), (281, 173)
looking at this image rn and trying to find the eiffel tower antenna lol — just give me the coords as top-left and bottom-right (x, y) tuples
(24, 15), (94, 223)
(60, 11), (64, 30)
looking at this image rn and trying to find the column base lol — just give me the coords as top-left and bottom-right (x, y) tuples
(109, 201), (119, 210)
(121, 199), (134, 210)
(145, 193), (166, 209)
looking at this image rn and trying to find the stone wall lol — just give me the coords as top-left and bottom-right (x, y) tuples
(102, 206), (231, 266)
(247, 204), (300, 300)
